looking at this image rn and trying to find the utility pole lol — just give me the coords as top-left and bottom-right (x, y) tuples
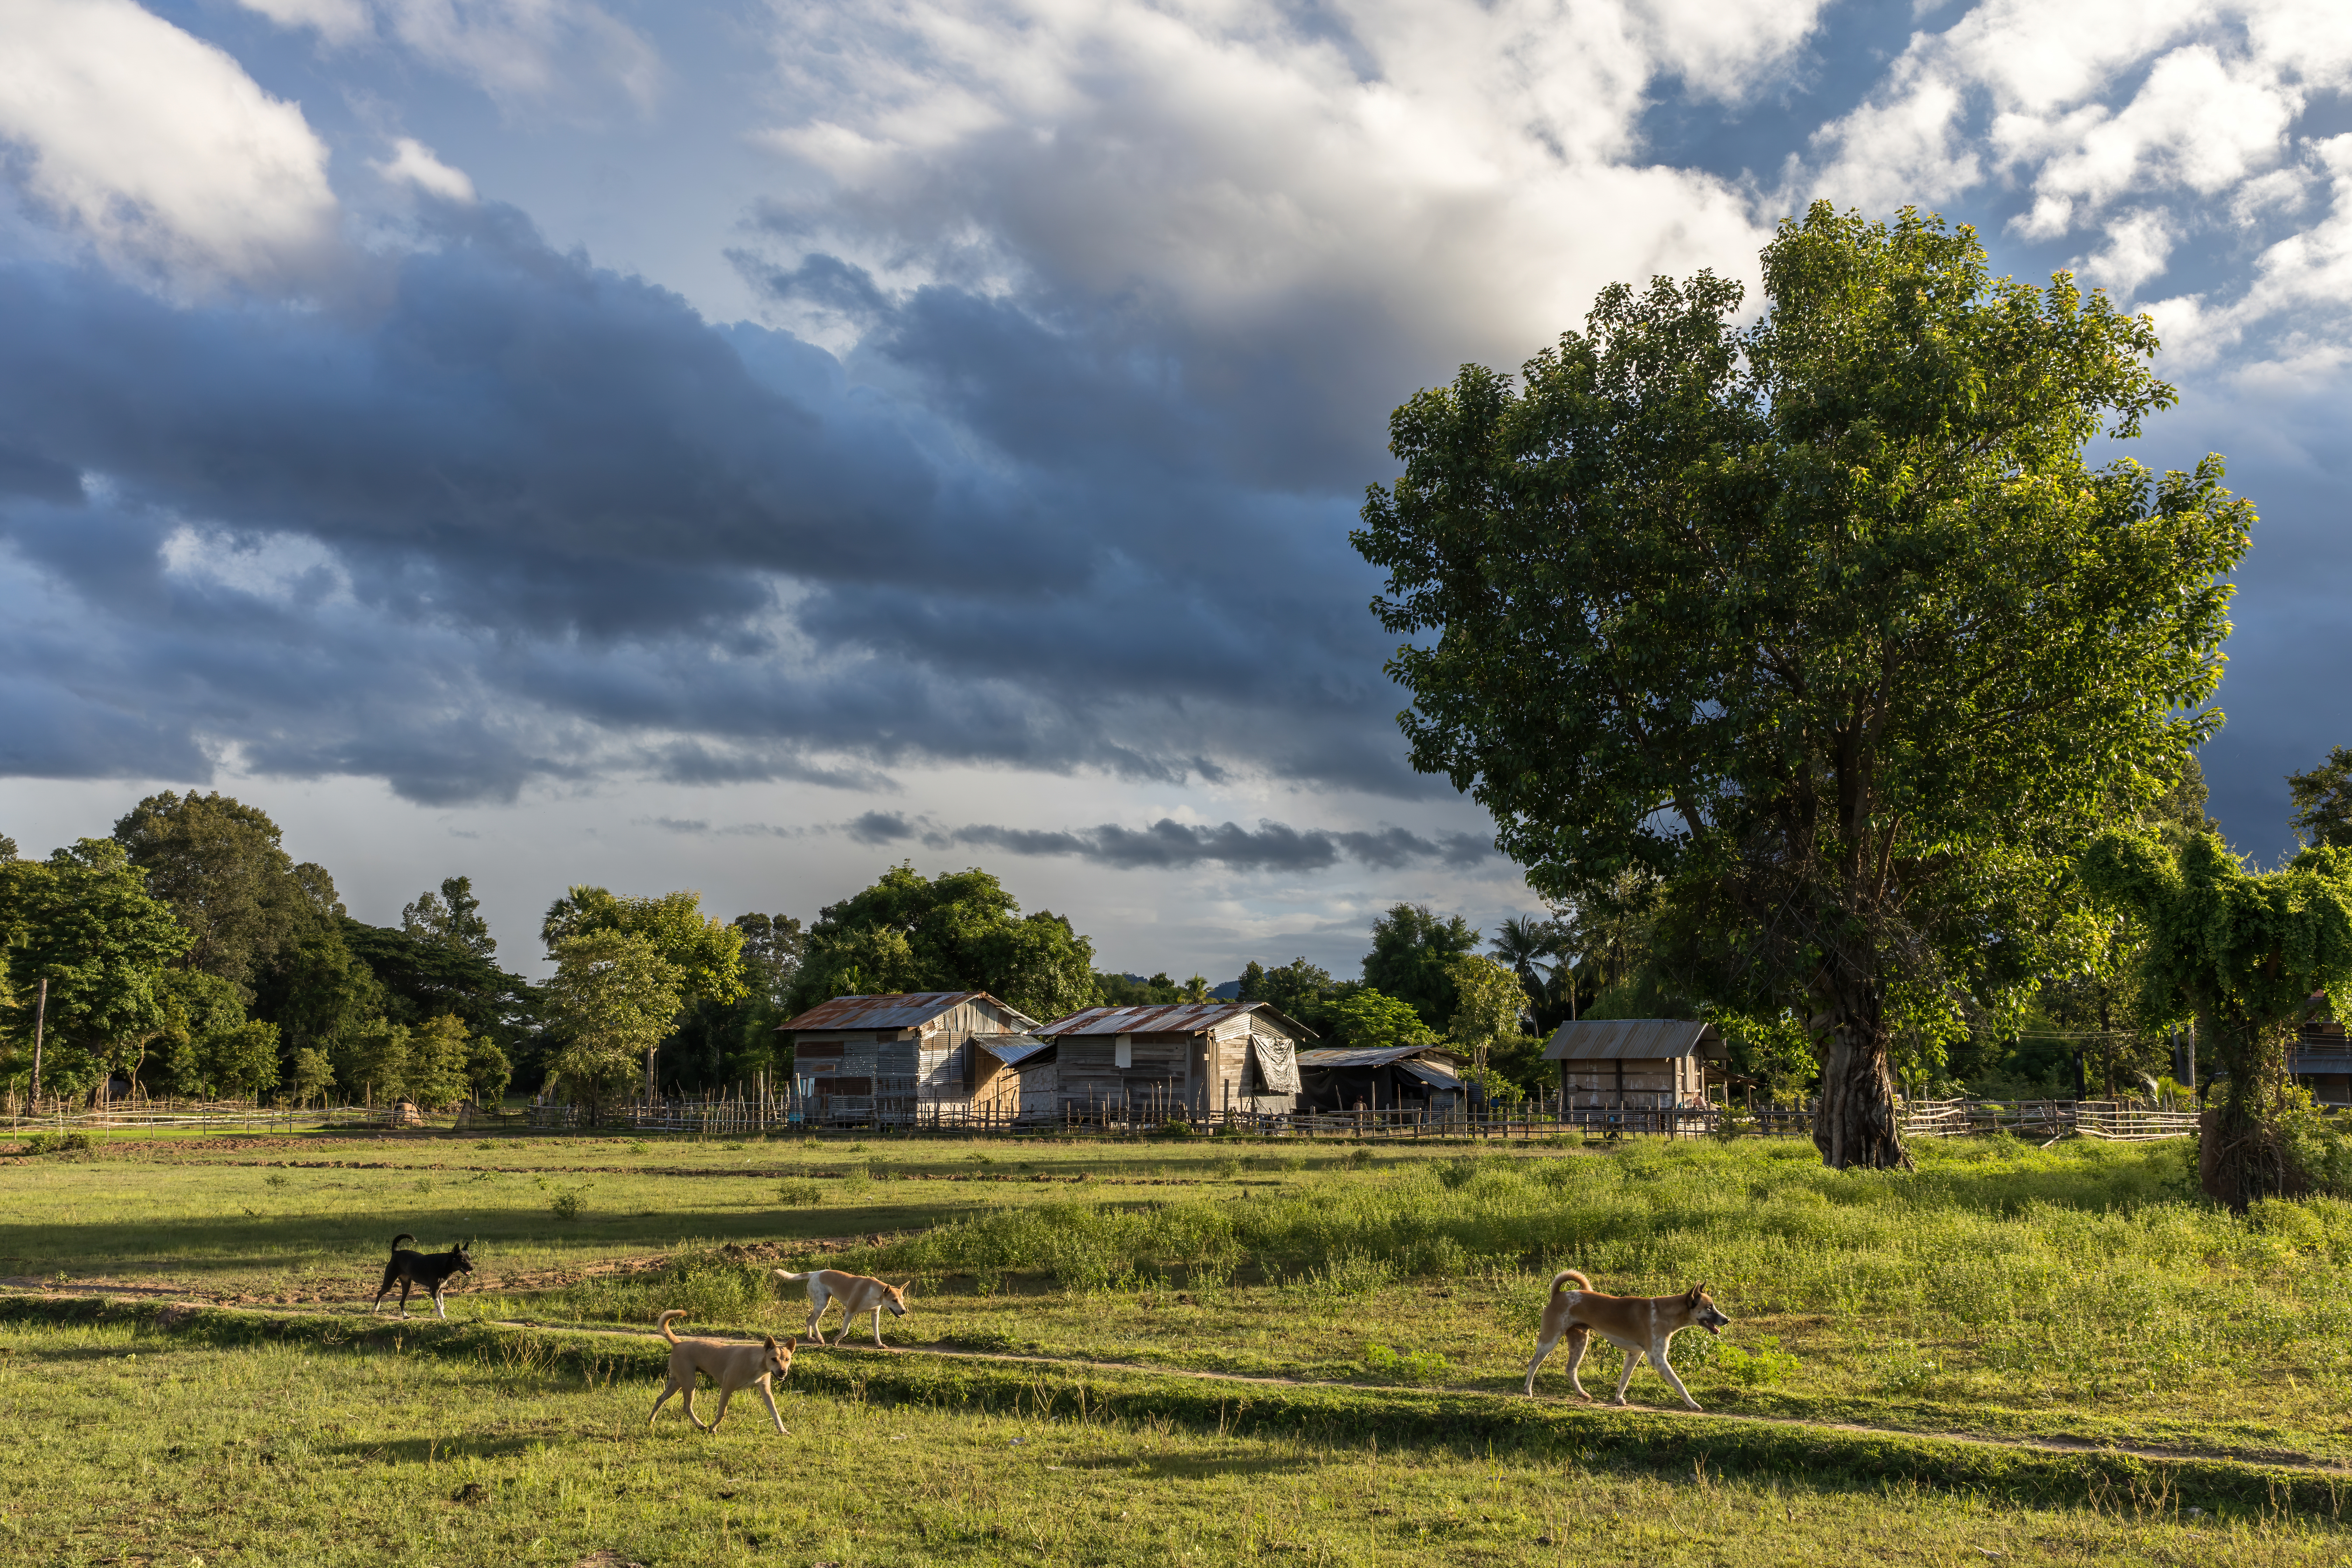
(30, 977), (46, 1107)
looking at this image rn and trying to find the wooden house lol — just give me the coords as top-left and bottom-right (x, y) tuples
(2291, 1005), (2351, 1107)
(969, 1034), (1057, 1120)
(1295, 1044), (1466, 1114)
(1034, 1002), (1312, 1119)
(1542, 1019), (1724, 1109)
(777, 992), (1043, 1121)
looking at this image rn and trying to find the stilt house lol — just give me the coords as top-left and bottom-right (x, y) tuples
(1034, 1001), (1312, 1118)
(778, 992), (1044, 1121)
(1541, 1019), (1724, 1109)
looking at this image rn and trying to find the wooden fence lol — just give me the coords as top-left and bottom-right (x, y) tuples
(8, 1088), (2203, 1144)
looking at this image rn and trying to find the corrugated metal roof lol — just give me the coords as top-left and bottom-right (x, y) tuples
(972, 1034), (1052, 1066)
(1542, 1020), (1724, 1061)
(1295, 1045), (1459, 1069)
(1400, 1058), (1464, 1088)
(1037, 1001), (1316, 1041)
(778, 992), (1042, 1033)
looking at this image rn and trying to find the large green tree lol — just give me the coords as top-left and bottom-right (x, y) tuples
(112, 792), (336, 992)
(789, 865), (1099, 1023)
(1361, 904), (1480, 1029)
(2082, 831), (2352, 1205)
(1353, 204), (2249, 1169)
(544, 930), (685, 1112)
(0, 840), (192, 1097)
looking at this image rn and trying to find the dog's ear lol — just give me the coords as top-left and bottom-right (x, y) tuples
(897, 1280), (914, 1295)
(1687, 1282), (1707, 1301)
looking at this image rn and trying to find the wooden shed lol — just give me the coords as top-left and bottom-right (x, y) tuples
(777, 992), (1043, 1122)
(1295, 1044), (1466, 1114)
(1542, 1019), (1724, 1109)
(969, 1034), (1057, 1120)
(1034, 1002), (1313, 1119)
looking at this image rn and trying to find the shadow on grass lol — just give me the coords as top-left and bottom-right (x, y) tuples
(0, 1198), (966, 1280)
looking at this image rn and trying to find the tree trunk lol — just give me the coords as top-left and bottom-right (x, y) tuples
(2200, 1010), (2296, 1210)
(1811, 988), (1911, 1171)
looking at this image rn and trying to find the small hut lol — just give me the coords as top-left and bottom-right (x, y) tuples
(777, 992), (1044, 1121)
(1541, 1020), (1724, 1109)
(1295, 1044), (1466, 1115)
(1034, 1002), (1312, 1119)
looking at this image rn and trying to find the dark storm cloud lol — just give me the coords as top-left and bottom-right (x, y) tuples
(0, 209), (1426, 803)
(925, 818), (1495, 871)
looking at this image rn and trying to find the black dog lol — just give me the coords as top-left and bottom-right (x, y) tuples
(372, 1233), (474, 1319)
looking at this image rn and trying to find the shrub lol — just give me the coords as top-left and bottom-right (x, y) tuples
(776, 1178), (824, 1206)
(16, 1132), (92, 1157)
(550, 1189), (589, 1220)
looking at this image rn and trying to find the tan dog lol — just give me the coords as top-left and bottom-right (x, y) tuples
(773, 1268), (912, 1347)
(1522, 1270), (1730, 1410)
(648, 1310), (792, 1434)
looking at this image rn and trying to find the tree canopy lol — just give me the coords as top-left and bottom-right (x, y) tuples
(1361, 904), (1480, 1029)
(1353, 204), (2250, 1169)
(112, 791), (339, 993)
(2081, 830), (2352, 1204)
(0, 839), (192, 1095)
(789, 865), (1099, 1023)
(2289, 747), (2352, 851)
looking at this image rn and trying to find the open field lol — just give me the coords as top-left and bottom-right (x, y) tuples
(6, 1128), (2352, 1564)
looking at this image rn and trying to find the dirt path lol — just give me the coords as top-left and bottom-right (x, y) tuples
(7, 1281), (2344, 1480)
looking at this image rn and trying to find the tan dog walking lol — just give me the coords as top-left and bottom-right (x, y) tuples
(1522, 1270), (1731, 1410)
(648, 1310), (793, 1433)
(773, 1268), (912, 1347)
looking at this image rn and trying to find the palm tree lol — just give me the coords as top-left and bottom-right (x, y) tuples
(1490, 916), (1550, 997)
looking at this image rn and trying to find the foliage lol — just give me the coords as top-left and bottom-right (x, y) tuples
(465, 1030), (513, 1105)
(287, 1046), (335, 1106)
(1237, 957), (1335, 1021)
(111, 792), (338, 993)
(401, 875), (497, 958)
(344, 1016), (412, 1106)
(543, 929), (684, 1109)
(1098, 971), (1183, 1007)
(1354, 204), (2249, 1172)
(789, 864), (1100, 1023)
(2289, 746), (2352, 851)
(1324, 988), (1437, 1053)
(1361, 903), (1480, 1029)
(337, 917), (541, 1079)
(542, 886), (746, 1008)
(1444, 954), (1527, 1074)
(404, 1013), (477, 1109)
(1715, 1009), (1820, 1099)
(0, 839), (192, 1094)
(156, 969), (262, 1098)
(2081, 829), (2352, 1205)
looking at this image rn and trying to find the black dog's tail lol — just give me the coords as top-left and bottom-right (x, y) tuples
(390, 1233), (417, 1254)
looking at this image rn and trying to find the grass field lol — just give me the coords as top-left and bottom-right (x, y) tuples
(5, 1126), (2351, 1565)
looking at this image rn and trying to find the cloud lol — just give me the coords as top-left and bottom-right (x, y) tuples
(1798, 0), (2352, 365)
(924, 818), (1496, 872)
(373, 137), (475, 203)
(848, 811), (916, 845)
(0, 0), (338, 291)
(239, 0), (661, 115)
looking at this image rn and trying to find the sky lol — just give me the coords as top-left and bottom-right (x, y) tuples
(0, 0), (2346, 982)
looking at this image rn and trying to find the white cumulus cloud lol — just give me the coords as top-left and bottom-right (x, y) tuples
(0, 0), (339, 292)
(372, 136), (477, 202)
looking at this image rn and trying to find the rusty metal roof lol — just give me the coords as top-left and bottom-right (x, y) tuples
(777, 992), (1042, 1033)
(1542, 1020), (1724, 1061)
(972, 1034), (1052, 1066)
(1036, 1001), (1316, 1041)
(1295, 1045), (1461, 1070)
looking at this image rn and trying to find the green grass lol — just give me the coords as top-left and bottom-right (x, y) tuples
(4, 1308), (2347, 1567)
(14, 1124), (2352, 1547)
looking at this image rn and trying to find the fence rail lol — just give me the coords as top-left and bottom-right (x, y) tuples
(7, 1091), (2203, 1143)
